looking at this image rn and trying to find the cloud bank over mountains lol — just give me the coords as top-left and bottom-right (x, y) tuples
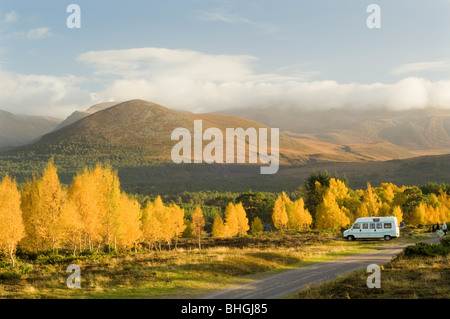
(2, 47), (450, 117)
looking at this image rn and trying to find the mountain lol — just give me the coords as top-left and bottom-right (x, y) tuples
(33, 99), (308, 164)
(218, 106), (450, 158)
(2, 99), (450, 193)
(33, 99), (409, 165)
(54, 102), (121, 131)
(0, 110), (61, 147)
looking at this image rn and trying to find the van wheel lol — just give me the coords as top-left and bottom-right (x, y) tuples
(347, 235), (355, 241)
(384, 235), (391, 241)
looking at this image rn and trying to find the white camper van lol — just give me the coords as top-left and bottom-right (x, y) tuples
(343, 216), (400, 241)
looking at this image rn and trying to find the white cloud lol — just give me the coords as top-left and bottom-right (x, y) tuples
(4, 47), (450, 119)
(391, 60), (450, 76)
(0, 68), (91, 117)
(80, 47), (450, 113)
(4, 27), (53, 40)
(26, 27), (51, 39)
(4, 11), (18, 23)
(197, 10), (279, 34)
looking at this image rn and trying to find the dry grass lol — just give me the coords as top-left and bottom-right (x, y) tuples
(289, 250), (450, 299)
(0, 233), (383, 299)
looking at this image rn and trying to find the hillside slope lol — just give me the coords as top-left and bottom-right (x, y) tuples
(219, 106), (450, 158)
(0, 110), (61, 147)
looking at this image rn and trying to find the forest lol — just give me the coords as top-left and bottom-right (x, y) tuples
(0, 160), (449, 268)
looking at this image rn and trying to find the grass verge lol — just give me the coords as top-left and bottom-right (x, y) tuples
(0, 228), (428, 299)
(287, 236), (450, 299)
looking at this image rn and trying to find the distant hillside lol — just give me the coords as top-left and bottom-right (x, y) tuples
(0, 110), (61, 147)
(34, 99), (372, 165)
(1, 100), (450, 194)
(54, 102), (120, 131)
(218, 106), (450, 158)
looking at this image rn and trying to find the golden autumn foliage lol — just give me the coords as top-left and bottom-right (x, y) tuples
(3, 159), (450, 259)
(20, 159), (70, 251)
(234, 202), (250, 237)
(250, 217), (264, 235)
(212, 214), (226, 238)
(272, 192), (312, 231)
(141, 196), (186, 250)
(272, 193), (289, 230)
(314, 179), (351, 230)
(191, 206), (206, 249)
(223, 202), (239, 237)
(0, 175), (25, 266)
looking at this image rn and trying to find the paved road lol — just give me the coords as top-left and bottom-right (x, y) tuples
(200, 237), (439, 299)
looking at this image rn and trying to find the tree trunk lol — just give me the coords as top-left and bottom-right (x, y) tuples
(9, 243), (15, 268)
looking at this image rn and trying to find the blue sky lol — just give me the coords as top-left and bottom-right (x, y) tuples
(1, 0), (450, 117)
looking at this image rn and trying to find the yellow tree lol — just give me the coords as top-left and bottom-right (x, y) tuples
(60, 198), (83, 255)
(212, 214), (226, 238)
(437, 190), (450, 223)
(251, 217), (264, 235)
(167, 203), (186, 249)
(116, 193), (142, 251)
(287, 198), (312, 231)
(234, 202), (250, 237)
(191, 206), (206, 249)
(141, 199), (163, 250)
(20, 180), (37, 251)
(223, 202), (239, 237)
(315, 190), (350, 230)
(21, 159), (67, 251)
(152, 196), (174, 249)
(95, 164), (122, 251)
(391, 205), (403, 224)
(0, 175), (25, 267)
(356, 182), (381, 218)
(409, 203), (427, 226)
(68, 167), (103, 251)
(272, 194), (288, 230)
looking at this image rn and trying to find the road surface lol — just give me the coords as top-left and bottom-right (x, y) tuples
(200, 237), (439, 299)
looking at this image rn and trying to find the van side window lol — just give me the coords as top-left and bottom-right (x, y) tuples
(384, 223), (392, 229)
(353, 223), (361, 229)
(363, 223), (368, 229)
(376, 223), (382, 229)
(370, 223), (375, 229)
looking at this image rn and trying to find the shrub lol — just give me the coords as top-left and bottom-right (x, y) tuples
(18, 264), (33, 274)
(440, 236), (450, 248)
(0, 260), (11, 269)
(403, 242), (449, 257)
(36, 253), (66, 264)
(0, 271), (21, 281)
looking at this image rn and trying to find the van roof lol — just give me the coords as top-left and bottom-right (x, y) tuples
(354, 217), (398, 222)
